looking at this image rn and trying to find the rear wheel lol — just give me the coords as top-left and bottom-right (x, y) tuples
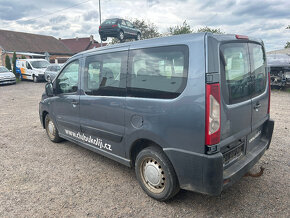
(45, 114), (63, 143)
(101, 35), (107, 41)
(118, 30), (124, 41)
(135, 146), (179, 201)
(136, 33), (141, 41)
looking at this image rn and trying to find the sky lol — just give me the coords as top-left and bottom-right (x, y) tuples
(0, 0), (289, 52)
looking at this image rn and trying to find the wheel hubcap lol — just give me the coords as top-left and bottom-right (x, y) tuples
(140, 158), (165, 193)
(120, 32), (124, 39)
(47, 120), (55, 137)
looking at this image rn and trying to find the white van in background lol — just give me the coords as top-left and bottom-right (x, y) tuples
(16, 59), (50, 82)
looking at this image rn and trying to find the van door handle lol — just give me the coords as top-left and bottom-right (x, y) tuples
(71, 100), (79, 106)
(254, 102), (261, 110)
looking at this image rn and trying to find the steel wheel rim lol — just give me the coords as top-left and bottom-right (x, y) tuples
(47, 120), (55, 138)
(120, 32), (124, 40)
(140, 157), (165, 194)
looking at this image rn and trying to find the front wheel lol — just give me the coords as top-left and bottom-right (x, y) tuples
(33, 75), (38, 83)
(46, 75), (51, 82)
(45, 114), (63, 143)
(135, 146), (180, 201)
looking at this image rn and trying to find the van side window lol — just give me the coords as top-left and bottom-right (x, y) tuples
(56, 60), (79, 94)
(249, 43), (267, 97)
(127, 45), (188, 99)
(220, 43), (251, 104)
(84, 51), (127, 96)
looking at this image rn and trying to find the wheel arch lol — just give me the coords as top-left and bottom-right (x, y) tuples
(42, 111), (49, 128)
(129, 138), (165, 167)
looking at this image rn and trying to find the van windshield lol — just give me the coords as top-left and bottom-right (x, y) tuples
(0, 66), (9, 73)
(220, 43), (266, 104)
(30, 61), (49, 69)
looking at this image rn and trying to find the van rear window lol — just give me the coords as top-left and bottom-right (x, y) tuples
(220, 43), (251, 104)
(220, 43), (267, 104)
(127, 45), (189, 99)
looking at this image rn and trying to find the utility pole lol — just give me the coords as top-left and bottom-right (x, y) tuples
(99, 0), (102, 47)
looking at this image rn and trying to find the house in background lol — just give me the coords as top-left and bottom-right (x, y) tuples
(0, 29), (73, 65)
(59, 35), (106, 54)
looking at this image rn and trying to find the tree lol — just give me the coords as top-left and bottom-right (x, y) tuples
(168, 21), (224, 36)
(21, 55), (26, 59)
(5, 55), (11, 70)
(12, 52), (17, 76)
(285, 25), (290, 48)
(168, 20), (192, 35)
(110, 19), (161, 44)
(197, 26), (224, 34)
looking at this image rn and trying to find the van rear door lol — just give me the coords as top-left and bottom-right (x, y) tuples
(219, 40), (269, 155)
(220, 42), (252, 141)
(249, 43), (268, 129)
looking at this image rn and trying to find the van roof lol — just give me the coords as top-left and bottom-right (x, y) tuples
(71, 32), (263, 59)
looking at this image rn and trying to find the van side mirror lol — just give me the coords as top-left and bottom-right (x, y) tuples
(45, 82), (54, 97)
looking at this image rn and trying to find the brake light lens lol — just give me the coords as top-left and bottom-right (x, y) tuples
(268, 71), (271, 114)
(205, 83), (221, 145)
(112, 24), (118, 27)
(99, 26), (101, 29)
(235, 34), (249, 40)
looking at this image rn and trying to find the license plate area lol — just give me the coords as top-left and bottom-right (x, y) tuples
(222, 142), (244, 167)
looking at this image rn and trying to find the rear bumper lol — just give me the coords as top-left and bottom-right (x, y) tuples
(164, 119), (274, 195)
(99, 29), (120, 37)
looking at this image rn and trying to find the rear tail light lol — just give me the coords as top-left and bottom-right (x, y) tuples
(268, 72), (271, 114)
(205, 83), (221, 145)
(99, 26), (101, 29)
(112, 24), (118, 27)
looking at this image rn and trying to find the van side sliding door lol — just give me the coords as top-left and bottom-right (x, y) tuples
(79, 49), (128, 159)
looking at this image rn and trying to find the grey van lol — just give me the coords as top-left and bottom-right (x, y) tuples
(39, 33), (274, 201)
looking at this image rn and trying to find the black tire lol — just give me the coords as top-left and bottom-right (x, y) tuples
(136, 32), (141, 41)
(45, 114), (63, 143)
(33, 75), (38, 83)
(46, 75), (51, 82)
(118, 30), (125, 41)
(135, 146), (179, 201)
(101, 35), (107, 41)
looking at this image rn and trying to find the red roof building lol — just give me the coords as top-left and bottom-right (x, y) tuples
(60, 35), (106, 54)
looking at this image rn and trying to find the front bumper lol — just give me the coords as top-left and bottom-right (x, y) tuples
(37, 74), (45, 81)
(164, 119), (274, 195)
(0, 78), (16, 85)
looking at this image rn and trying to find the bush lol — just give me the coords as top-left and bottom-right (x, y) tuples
(5, 55), (11, 70)
(12, 52), (17, 77)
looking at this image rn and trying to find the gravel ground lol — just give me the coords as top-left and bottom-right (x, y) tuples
(0, 81), (289, 217)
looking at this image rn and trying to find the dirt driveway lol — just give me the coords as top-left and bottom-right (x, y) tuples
(0, 81), (289, 217)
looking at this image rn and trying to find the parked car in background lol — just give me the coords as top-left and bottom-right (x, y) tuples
(44, 64), (62, 82)
(99, 18), (141, 42)
(16, 59), (50, 82)
(0, 66), (16, 85)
